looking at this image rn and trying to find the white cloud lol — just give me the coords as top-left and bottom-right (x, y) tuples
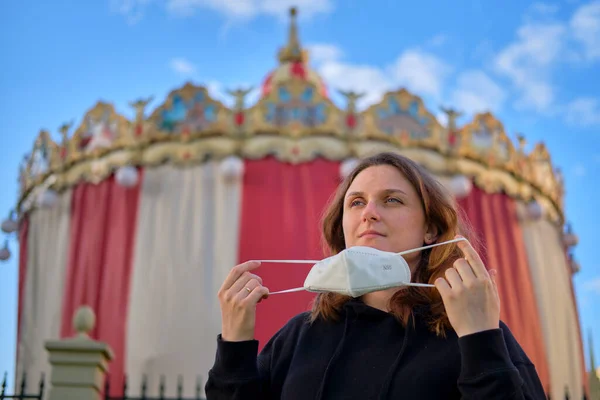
(308, 45), (450, 110)
(166, 0), (333, 19)
(494, 23), (565, 112)
(307, 44), (509, 120)
(529, 2), (560, 16)
(570, 1), (600, 60)
(427, 34), (447, 47)
(206, 80), (228, 103)
(391, 50), (451, 100)
(110, 0), (152, 24)
(170, 58), (197, 75)
(450, 70), (507, 115)
(306, 43), (344, 64)
(584, 277), (600, 294)
(111, 0), (333, 21)
(564, 97), (600, 127)
(318, 61), (393, 108)
(487, 1), (600, 119)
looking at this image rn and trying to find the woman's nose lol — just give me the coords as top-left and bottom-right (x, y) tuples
(361, 201), (381, 221)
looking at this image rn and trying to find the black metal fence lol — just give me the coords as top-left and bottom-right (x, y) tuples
(1, 370), (592, 399)
(0, 372), (45, 400)
(104, 375), (206, 400)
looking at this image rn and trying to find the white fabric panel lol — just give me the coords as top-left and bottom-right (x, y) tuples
(126, 161), (242, 397)
(518, 203), (583, 399)
(16, 190), (71, 395)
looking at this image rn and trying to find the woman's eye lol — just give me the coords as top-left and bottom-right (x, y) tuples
(386, 197), (402, 204)
(350, 199), (364, 207)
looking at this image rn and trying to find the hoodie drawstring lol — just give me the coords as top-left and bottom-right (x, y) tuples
(315, 312), (353, 400)
(378, 313), (412, 399)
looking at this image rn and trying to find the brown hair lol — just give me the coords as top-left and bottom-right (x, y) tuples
(312, 152), (477, 336)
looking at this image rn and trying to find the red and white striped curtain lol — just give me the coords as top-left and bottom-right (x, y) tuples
(15, 158), (584, 397)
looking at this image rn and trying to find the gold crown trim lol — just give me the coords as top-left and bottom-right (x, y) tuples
(15, 53), (565, 225)
(15, 80), (565, 225)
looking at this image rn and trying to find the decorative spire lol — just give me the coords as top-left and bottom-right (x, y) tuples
(338, 90), (364, 114)
(516, 133), (527, 153)
(440, 106), (463, 131)
(278, 7), (305, 64)
(227, 87), (254, 110)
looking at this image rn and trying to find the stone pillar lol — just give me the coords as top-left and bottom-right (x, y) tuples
(45, 306), (114, 400)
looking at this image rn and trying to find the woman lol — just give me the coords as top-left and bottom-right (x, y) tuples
(206, 152), (546, 399)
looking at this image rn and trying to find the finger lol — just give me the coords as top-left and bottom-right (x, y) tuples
(455, 236), (489, 279)
(489, 269), (500, 297)
(230, 273), (262, 296)
(444, 267), (464, 290)
(221, 261), (261, 291)
(453, 258), (476, 285)
(244, 285), (270, 305)
(234, 278), (261, 300)
(434, 277), (452, 299)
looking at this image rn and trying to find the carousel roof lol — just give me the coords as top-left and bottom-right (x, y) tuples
(12, 7), (567, 226)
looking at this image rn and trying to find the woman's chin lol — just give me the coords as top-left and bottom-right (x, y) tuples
(353, 236), (394, 252)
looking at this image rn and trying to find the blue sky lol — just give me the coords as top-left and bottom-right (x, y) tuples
(1, 0), (600, 386)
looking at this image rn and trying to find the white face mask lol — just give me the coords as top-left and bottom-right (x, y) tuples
(255, 237), (466, 298)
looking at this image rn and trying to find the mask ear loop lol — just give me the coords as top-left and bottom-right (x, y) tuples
(254, 238), (467, 265)
(251, 259), (321, 264)
(257, 237), (469, 294)
(396, 237), (467, 256)
(247, 259), (320, 295)
(393, 237), (468, 288)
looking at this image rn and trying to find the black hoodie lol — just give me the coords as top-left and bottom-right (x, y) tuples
(206, 299), (546, 399)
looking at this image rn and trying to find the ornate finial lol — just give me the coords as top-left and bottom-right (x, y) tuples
(130, 97), (153, 122)
(59, 121), (73, 142)
(440, 106), (463, 131)
(278, 7), (304, 64)
(516, 133), (527, 152)
(59, 121), (77, 162)
(227, 87), (254, 110)
(338, 90), (364, 113)
(531, 142), (550, 160)
(73, 305), (95, 338)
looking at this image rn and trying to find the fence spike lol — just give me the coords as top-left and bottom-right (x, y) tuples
(141, 374), (148, 399)
(195, 376), (202, 400)
(105, 374), (111, 400)
(123, 374), (129, 399)
(39, 373), (45, 396)
(159, 375), (166, 399)
(19, 371), (27, 395)
(1, 372), (7, 396)
(177, 375), (183, 400)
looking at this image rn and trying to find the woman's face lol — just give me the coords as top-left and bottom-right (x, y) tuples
(342, 165), (434, 267)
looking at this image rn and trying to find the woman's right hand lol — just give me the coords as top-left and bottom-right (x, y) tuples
(218, 260), (270, 342)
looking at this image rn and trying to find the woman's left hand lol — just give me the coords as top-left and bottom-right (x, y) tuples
(434, 236), (501, 338)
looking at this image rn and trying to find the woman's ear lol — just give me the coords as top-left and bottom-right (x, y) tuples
(424, 225), (439, 244)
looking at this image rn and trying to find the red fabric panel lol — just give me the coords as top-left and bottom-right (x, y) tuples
(458, 185), (550, 390)
(16, 217), (29, 369)
(238, 157), (340, 349)
(60, 173), (142, 394)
